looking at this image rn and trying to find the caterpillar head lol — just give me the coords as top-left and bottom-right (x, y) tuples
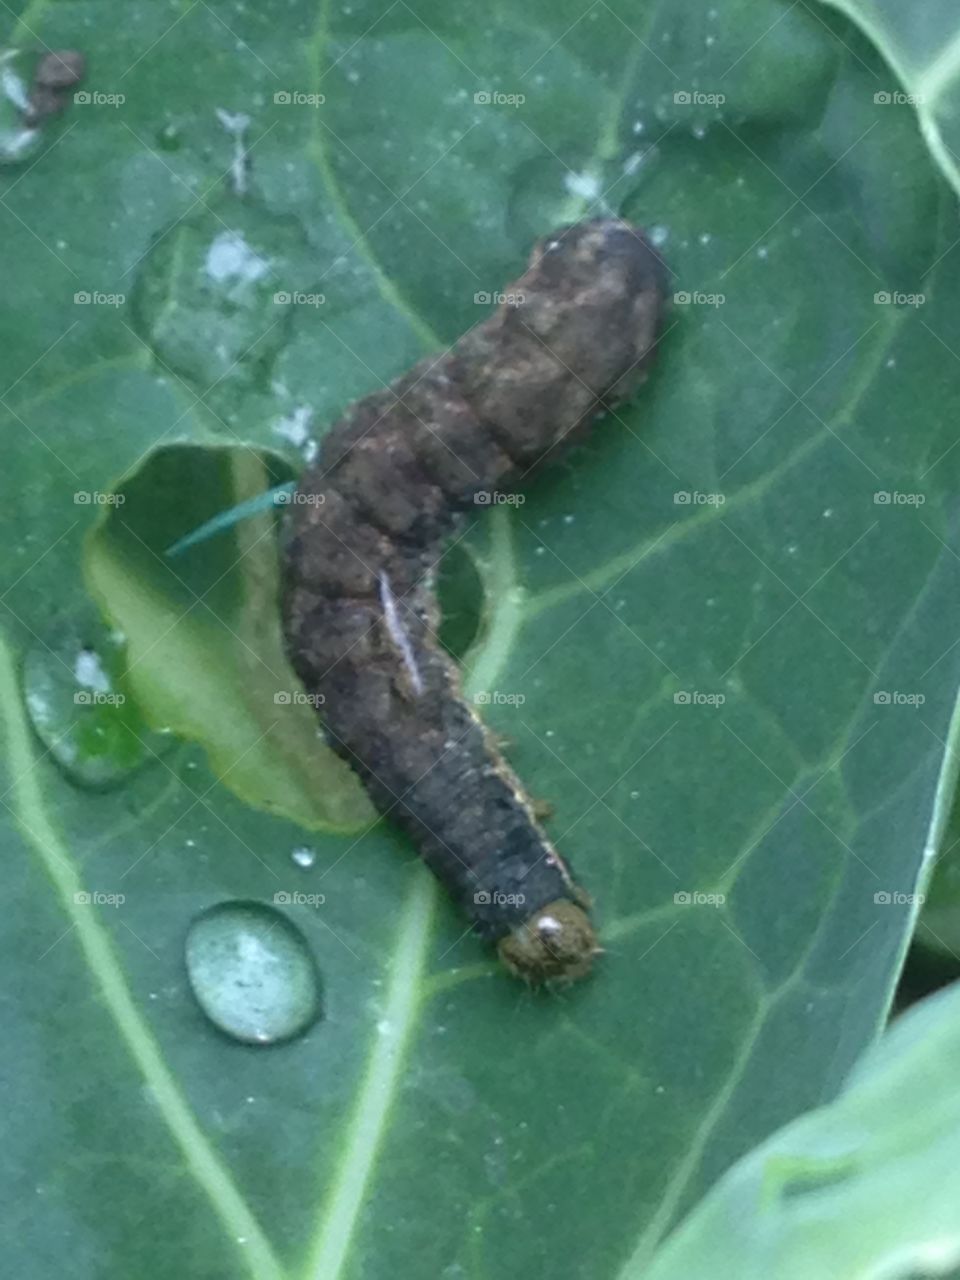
(498, 899), (600, 985)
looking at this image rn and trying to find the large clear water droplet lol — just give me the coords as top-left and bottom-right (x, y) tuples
(131, 201), (322, 401)
(185, 901), (321, 1045)
(22, 610), (173, 788)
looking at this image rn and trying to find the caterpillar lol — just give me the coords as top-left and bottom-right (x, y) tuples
(281, 218), (667, 984)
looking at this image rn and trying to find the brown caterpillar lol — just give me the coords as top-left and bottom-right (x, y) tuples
(281, 219), (667, 984)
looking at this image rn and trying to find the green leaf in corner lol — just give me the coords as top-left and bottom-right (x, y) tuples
(818, 0), (960, 196)
(640, 979), (960, 1280)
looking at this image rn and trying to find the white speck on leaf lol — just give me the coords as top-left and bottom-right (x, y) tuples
(204, 231), (270, 284)
(564, 170), (600, 201)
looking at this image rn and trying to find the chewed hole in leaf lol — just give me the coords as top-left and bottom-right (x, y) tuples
(437, 540), (486, 663)
(84, 444), (374, 833)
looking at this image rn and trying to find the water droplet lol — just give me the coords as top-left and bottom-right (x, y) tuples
(273, 404), (314, 449)
(291, 845), (316, 869)
(156, 121), (182, 151)
(563, 170), (601, 202)
(131, 201), (321, 405)
(0, 51), (44, 165)
(185, 901), (321, 1045)
(22, 610), (173, 788)
(649, 224), (670, 247)
(0, 119), (41, 164)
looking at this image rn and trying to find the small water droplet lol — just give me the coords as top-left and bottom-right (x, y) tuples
(156, 121), (182, 151)
(291, 845), (316, 869)
(185, 901), (321, 1045)
(0, 120), (41, 164)
(649, 224), (670, 247)
(0, 51), (44, 165)
(563, 170), (600, 202)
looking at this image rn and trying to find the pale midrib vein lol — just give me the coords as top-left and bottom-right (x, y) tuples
(301, 870), (436, 1280)
(0, 633), (284, 1280)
